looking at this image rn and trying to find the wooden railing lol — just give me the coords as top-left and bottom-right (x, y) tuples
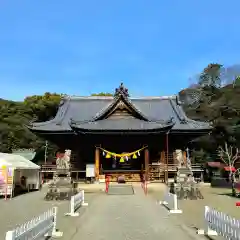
(41, 163), (203, 173)
(40, 165), (85, 172)
(149, 163), (203, 171)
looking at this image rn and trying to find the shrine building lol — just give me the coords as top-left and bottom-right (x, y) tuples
(28, 84), (211, 182)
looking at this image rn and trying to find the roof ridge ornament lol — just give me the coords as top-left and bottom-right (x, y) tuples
(114, 83), (129, 98)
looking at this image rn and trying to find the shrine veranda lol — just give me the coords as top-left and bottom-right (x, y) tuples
(28, 84), (211, 182)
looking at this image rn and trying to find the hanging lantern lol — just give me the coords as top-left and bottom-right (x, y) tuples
(119, 157), (124, 163)
(137, 151), (140, 156)
(132, 153), (137, 159)
(106, 153), (111, 158)
(125, 156), (128, 161)
(102, 151), (105, 156)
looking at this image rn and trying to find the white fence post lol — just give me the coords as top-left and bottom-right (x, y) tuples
(159, 188), (182, 214)
(197, 205), (240, 239)
(81, 190), (88, 206)
(5, 231), (14, 240)
(65, 190), (88, 217)
(197, 206), (219, 236)
(50, 206), (63, 237)
(5, 207), (63, 240)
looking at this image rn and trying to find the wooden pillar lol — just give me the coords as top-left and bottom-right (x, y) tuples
(144, 147), (149, 181)
(173, 151), (177, 164)
(95, 147), (100, 181)
(183, 151), (187, 166)
(160, 151), (165, 164)
(200, 171), (203, 182)
(165, 132), (169, 184)
(160, 151), (165, 182)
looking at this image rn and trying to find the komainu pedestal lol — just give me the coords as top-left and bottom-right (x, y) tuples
(170, 168), (204, 200)
(44, 150), (78, 201)
(170, 149), (204, 200)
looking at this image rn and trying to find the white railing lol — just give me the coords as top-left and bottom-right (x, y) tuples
(5, 206), (63, 240)
(65, 190), (88, 217)
(159, 188), (182, 214)
(198, 206), (240, 239)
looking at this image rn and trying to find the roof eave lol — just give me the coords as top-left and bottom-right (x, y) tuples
(70, 124), (173, 134)
(72, 129), (171, 135)
(170, 129), (212, 134)
(28, 127), (74, 135)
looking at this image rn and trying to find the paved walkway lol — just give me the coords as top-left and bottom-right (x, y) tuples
(69, 185), (202, 240)
(0, 184), (205, 240)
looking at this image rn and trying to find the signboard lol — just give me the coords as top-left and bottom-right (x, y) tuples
(86, 164), (95, 177)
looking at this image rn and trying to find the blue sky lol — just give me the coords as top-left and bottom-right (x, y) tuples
(1, 0), (240, 100)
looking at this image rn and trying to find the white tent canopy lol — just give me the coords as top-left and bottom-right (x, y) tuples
(0, 152), (40, 169)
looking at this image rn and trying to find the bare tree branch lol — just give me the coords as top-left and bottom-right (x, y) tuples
(218, 142), (240, 178)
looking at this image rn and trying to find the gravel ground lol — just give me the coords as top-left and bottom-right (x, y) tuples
(148, 183), (240, 230)
(0, 185), (99, 239)
(0, 183), (206, 240)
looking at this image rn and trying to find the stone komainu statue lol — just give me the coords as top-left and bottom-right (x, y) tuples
(56, 149), (71, 170)
(175, 149), (185, 167)
(45, 149), (76, 201)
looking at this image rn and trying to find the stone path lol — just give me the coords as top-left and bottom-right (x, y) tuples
(0, 184), (205, 240)
(69, 185), (203, 240)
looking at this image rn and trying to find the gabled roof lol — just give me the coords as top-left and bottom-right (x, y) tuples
(93, 93), (149, 121)
(28, 94), (211, 134)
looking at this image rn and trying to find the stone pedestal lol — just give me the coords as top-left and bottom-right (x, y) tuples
(176, 167), (193, 183)
(45, 149), (77, 201)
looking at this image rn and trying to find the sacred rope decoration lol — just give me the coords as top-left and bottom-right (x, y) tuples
(98, 146), (147, 163)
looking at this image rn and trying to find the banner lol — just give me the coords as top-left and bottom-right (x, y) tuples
(0, 166), (14, 199)
(0, 166), (7, 184)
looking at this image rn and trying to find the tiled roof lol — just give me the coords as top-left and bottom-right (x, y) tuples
(28, 95), (211, 133)
(70, 118), (174, 132)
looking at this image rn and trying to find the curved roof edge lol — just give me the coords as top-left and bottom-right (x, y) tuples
(61, 95), (178, 100)
(70, 119), (174, 133)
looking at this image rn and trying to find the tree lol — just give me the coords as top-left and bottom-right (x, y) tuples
(191, 148), (211, 164)
(23, 92), (61, 122)
(199, 63), (223, 88)
(223, 64), (240, 87)
(218, 142), (240, 196)
(91, 93), (113, 96)
(180, 63), (240, 160)
(0, 93), (61, 159)
(234, 76), (240, 87)
(179, 77), (202, 108)
(180, 63), (223, 110)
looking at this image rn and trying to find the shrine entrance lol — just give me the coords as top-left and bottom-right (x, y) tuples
(99, 146), (145, 172)
(95, 144), (149, 182)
